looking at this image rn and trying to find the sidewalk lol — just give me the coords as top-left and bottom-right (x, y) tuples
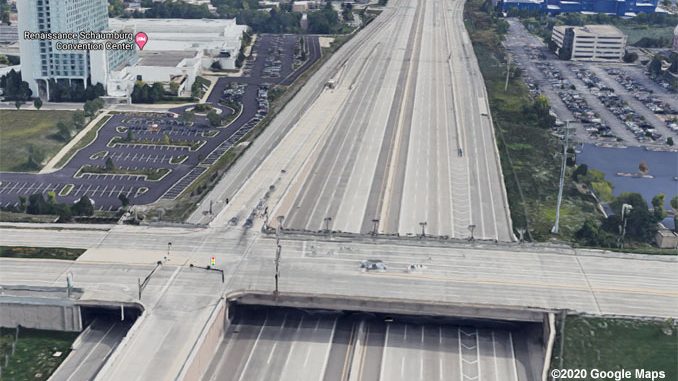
(40, 111), (109, 174)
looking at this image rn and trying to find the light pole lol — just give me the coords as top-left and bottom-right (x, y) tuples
(275, 215), (284, 297)
(619, 203), (633, 249)
(324, 217), (332, 233)
(371, 219), (380, 236)
(552, 120), (572, 235)
(419, 222), (427, 238)
(468, 224), (476, 241)
(66, 272), (73, 298)
(166, 242), (172, 261)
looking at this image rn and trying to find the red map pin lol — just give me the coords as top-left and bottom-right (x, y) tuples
(134, 32), (148, 50)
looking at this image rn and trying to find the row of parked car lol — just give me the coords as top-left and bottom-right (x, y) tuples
(605, 68), (678, 135)
(570, 65), (661, 143)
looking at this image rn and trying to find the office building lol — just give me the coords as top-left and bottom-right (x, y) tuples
(551, 24), (627, 61)
(501, 0), (658, 16)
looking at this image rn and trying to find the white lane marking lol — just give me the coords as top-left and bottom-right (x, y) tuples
(236, 313), (268, 381)
(379, 323), (390, 381)
(508, 331), (519, 381)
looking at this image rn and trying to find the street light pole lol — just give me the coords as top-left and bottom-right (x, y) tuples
(419, 222), (427, 238)
(552, 120), (571, 235)
(275, 215), (284, 297)
(371, 219), (380, 236)
(619, 203), (633, 249)
(468, 224), (476, 241)
(166, 242), (172, 261)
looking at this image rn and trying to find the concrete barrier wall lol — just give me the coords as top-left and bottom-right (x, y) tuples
(176, 298), (228, 381)
(0, 302), (82, 332)
(227, 291), (547, 323)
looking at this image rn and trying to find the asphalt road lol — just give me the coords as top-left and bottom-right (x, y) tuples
(50, 317), (132, 381)
(268, 0), (513, 241)
(203, 306), (543, 381)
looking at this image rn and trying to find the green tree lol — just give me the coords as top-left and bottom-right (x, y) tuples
(105, 157), (116, 171)
(667, 137), (674, 146)
(72, 196), (94, 216)
(607, 193), (657, 243)
(26, 193), (50, 215)
(572, 164), (588, 182)
(652, 193), (666, 222)
(18, 196), (27, 212)
(57, 121), (72, 141)
(33, 98), (43, 110)
(126, 128), (134, 142)
(162, 132), (171, 145)
(118, 193), (130, 207)
(72, 111), (86, 130)
(47, 191), (57, 205)
(14, 100), (23, 109)
(207, 110), (221, 126)
(181, 111), (195, 123)
(25, 145), (45, 170)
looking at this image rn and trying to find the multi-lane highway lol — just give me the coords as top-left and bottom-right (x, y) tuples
(259, 0), (513, 240)
(203, 306), (543, 381)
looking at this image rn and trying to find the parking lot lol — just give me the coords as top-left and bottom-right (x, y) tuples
(0, 34), (321, 211)
(505, 19), (678, 148)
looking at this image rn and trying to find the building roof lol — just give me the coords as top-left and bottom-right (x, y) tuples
(554, 24), (626, 37)
(137, 51), (197, 67)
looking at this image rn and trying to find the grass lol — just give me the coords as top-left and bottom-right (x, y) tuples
(0, 246), (85, 260)
(552, 316), (678, 380)
(0, 110), (76, 172)
(0, 327), (78, 381)
(0, 211), (57, 223)
(618, 25), (676, 46)
(54, 114), (112, 169)
(465, 0), (600, 241)
(108, 136), (205, 151)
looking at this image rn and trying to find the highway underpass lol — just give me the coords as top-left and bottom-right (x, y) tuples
(203, 305), (545, 381)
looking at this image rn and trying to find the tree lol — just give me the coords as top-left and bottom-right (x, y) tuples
(622, 51), (638, 63)
(72, 196), (94, 216)
(648, 55), (663, 76)
(25, 145), (45, 170)
(181, 111), (195, 123)
(47, 191), (57, 205)
(572, 164), (588, 182)
(126, 128), (134, 142)
(84, 97), (105, 116)
(26, 193), (50, 215)
(0, 69), (32, 101)
(33, 98), (43, 110)
(118, 193), (130, 207)
(667, 137), (674, 146)
(18, 196), (27, 212)
(71, 111), (86, 130)
(608, 192), (657, 243)
(105, 157), (116, 171)
(652, 193), (666, 222)
(14, 100), (23, 109)
(57, 121), (72, 141)
(162, 132), (171, 145)
(207, 110), (222, 126)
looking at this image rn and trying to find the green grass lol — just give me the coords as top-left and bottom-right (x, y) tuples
(0, 110), (76, 172)
(0, 211), (57, 223)
(0, 246), (85, 260)
(0, 327), (78, 381)
(618, 25), (676, 46)
(464, 0), (600, 241)
(552, 316), (678, 380)
(54, 114), (111, 169)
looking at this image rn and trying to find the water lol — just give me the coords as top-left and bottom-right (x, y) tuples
(577, 144), (678, 208)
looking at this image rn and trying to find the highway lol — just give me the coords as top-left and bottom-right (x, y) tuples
(203, 306), (543, 381)
(50, 317), (132, 381)
(1, 224), (677, 380)
(194, 0), (512, 242)
(262, 0), (513, 240)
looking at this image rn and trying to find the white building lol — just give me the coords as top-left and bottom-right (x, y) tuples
(552, 24), (627, 61)
(672, 24), (678, 52)
(108, 18), (248, 71)
(16, 0), (137, 98)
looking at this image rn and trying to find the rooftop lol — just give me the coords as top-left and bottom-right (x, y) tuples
(138, 51), (197, 67)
